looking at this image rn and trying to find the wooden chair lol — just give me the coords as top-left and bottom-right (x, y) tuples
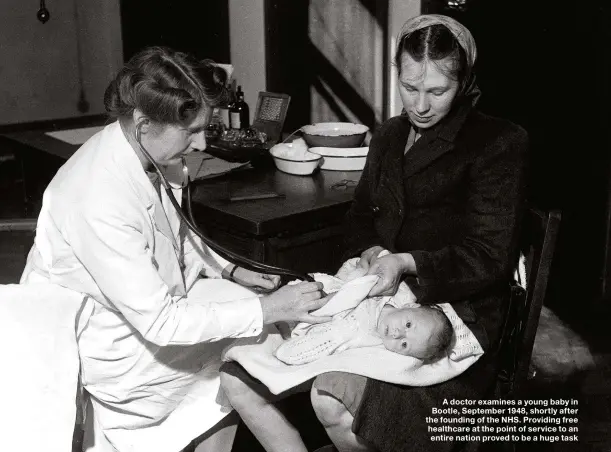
(496, 208), (562, 396)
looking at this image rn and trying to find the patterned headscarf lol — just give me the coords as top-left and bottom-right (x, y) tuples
(397, 14), (479, 102)
(397, 14), (477, 68)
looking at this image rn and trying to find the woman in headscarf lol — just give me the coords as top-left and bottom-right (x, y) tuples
(309, 14), (528, 452)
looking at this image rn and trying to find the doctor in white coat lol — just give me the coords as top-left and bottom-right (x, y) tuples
(21, 47), (330, 452)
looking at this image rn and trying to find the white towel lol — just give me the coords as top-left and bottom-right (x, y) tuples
(223, 261), (484, 395)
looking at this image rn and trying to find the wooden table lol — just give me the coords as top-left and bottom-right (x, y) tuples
(0, 116), (109, 216)
(190, 165), (359, 274)
(1, 124), (360, 273)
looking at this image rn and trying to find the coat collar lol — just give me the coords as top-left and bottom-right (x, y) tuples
(400, 100), (473, 179)
(105, 122), (180, 251)
(381, 117), (412, 207)
(379, 100), (474, 209)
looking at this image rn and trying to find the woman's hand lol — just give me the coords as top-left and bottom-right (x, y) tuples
(231, 266), (281, 292)
(366, 252), (416, 297)
(356, 245), (386, 272)
(259, 281), (332, 325)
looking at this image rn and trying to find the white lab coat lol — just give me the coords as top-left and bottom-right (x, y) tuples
(21, 121), (264, 452)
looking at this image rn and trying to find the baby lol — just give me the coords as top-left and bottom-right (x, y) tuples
(220, 263), (456, 452)
(275, 297), (454, 365)
(274, 257), (454, 364)
(219, 260), (484, 452)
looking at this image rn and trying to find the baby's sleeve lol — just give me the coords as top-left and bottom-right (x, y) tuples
(274, 319), (358, 365)
(274, 302), (382, 365)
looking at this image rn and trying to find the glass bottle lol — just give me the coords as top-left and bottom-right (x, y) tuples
(218, 84), (234, 130)
(230, 85), (250, 130)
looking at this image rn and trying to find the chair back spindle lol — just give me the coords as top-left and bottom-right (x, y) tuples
(498, 208), (562, 396)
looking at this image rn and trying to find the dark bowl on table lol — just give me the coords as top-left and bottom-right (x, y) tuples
(206, 139), (274, 167)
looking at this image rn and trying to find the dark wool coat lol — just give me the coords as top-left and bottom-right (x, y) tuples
(345, 101), (529, 452)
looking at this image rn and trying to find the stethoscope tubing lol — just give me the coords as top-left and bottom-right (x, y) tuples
(135, 123), (315, 283)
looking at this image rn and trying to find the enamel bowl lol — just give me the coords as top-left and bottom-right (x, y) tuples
(301, 122), (369, 148)
(309, 146), (369, 171)
(270, 146), (321, 176)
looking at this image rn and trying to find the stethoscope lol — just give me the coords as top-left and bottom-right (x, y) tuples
(134, 122), (315, 283)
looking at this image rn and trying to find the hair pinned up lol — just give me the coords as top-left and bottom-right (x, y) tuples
(395, 25), (470, 97)
(394, 15), (479, 100)
(104, 47), (228, 125)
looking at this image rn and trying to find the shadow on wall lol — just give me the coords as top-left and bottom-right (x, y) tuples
(265, 0), (388, 133)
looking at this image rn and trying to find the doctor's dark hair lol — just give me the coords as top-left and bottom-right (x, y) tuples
(104, 47), (228, 124)
(394, 24), (471, 98)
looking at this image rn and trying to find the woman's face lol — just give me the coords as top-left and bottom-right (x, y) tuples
(144, 108), (211, 166)
(398, 52), (459, 129)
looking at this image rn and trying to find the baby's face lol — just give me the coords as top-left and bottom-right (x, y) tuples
(376, 306), (443, 358)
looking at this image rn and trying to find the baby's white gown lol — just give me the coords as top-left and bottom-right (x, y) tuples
(275, 260), (417, 365)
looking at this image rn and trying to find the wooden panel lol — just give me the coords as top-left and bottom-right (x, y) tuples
(264, 0), (388, 132)
(309, 0), (387, 126)
(199, 225), (265, 263)
(199, 222), (346, 275)
(267, 225), (346, 274)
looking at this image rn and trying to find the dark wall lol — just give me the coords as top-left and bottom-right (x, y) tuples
(264, 0), (312, 133)
(423, 0), (609, 311)
(120, 0), (230, 63)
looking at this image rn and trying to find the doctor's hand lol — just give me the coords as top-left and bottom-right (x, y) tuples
(230, 266), (281, 292)
(366, 252), (416, 297)
(356, 245), (386, 272)
(259, 281), (332, 325)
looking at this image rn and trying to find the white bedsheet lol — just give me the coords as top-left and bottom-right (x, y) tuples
(0, 283), (84, 452)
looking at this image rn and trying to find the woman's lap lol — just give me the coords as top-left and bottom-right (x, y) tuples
(221, 362), (368, 419)
(312, 372), (368, 418)
(220, 361), (312, 401)
(352, 355), (499, 452)
(222, 360), (497, 452)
